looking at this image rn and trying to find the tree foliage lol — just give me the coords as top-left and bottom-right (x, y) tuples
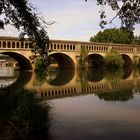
(35, 57), (48, 71)
(133, 35), (140, 45)
(0, 89), (51, 139)
(105, 51), (124, 68)
(78, 46), (88, 69)
(0, 0), (139, 62)
(34, 57), (49, 84)
(0, 0), (49, 64)
(86, 0), (140, 30)
(97, 0), (140, 30)
(90, 28), (134, 44)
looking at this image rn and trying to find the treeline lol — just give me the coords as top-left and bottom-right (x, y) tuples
(90, 28), (140, 45)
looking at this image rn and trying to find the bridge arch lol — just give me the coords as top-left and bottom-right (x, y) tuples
(49, 52), (75, 69)
(0, 52), (32, 70)
(121, 54), (133, 67)
(87, 53), (105, 68)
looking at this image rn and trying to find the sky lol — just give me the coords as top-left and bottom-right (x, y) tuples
(0, 0), (140, 41)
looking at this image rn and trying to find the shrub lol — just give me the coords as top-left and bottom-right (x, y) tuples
(35, 57), (48, 71)
(105, 51), (124, 68)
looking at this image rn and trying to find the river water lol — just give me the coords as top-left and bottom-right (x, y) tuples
(0, 67), (140, 140)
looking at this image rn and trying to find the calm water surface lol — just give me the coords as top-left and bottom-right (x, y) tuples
(1, 67), (140, 140)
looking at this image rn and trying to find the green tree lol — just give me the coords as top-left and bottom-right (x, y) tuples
(133, 36), (140, 45)
(78, 46), (88, 69)
(105, 51), (124, 68)
(86, 0), (140, 30)
(0, 0), (49, 65)
(90, 28), (134, 44)
(35, 57), (49, 71)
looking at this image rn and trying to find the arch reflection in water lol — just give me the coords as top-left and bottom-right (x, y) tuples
(123, 67), (133, 79)
(48, 69), (75, 86)
(86, 67), (132, 83)
(37, 68), (140, 101)
(0, 68), (32, 90)
(87, 67), (104, 82)
(9, 70), (32, 89)
(122, 54), (133, 67)
(2, 67), (137, 102)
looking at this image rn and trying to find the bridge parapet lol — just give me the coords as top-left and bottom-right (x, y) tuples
(1, 36), (140, 69)
(1, 36), (140, 54)
(0, 36), (32, 49)
(111, 45), (134, 53)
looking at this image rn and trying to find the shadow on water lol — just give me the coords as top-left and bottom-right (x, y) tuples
(0, 89), (52, 140)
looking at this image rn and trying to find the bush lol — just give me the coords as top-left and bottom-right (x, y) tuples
(0, 89), (51, 139)
(35, 57), (48, 71)
(105, 51), (124, 68)
(78, 47), (88, 69)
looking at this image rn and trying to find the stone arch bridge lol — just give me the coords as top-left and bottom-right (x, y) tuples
(0, 36), (140, 70)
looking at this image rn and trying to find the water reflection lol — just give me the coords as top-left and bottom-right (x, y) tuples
(34, 69), (75, 86)
(104, 68), (124, 86)
(123, 67), (133, 79)
(29, 68), (140, 101)
(0, 70), (32, 91)
(47, 69), (75, 86)
(49, 94), (140, 140)
(0, 67), (14, 77)
(1, 67), (140, 101)
(95, 89), (134, 101)
(87, 68), (104, 82)
(0, 67), (20, 89)
(1, 67), (140, 140)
